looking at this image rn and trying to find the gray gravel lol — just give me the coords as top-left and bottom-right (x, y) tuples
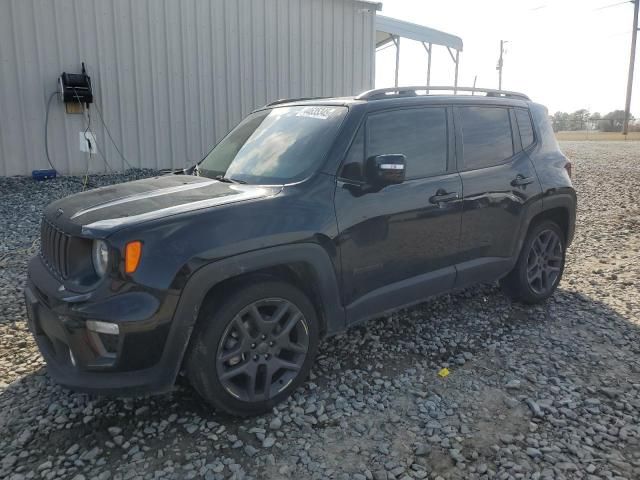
(1, 142), (639, 480)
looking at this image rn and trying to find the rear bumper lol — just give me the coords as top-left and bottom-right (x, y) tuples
(25, 256), (191, 396)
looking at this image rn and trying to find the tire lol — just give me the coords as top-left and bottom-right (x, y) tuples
(500, 220), (566, 304)
(186, 278), (319, 416)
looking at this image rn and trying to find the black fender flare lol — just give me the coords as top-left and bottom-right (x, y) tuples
(540, 190), (577, 246)
(173, 243), (346, 337)
(512, 189), (576, 267)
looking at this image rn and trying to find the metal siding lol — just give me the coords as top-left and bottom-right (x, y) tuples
(0, 0), (375, 176)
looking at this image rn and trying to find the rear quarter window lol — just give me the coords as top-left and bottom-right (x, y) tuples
(515, 108), (535, 149)
(459, 106), (514, 170)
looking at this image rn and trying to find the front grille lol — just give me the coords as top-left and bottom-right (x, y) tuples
(40, 218), (70, 279)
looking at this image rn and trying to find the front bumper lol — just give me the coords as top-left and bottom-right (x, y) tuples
(25, 256), (191, 396)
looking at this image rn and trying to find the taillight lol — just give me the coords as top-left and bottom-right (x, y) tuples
(564, 160), (572, 178)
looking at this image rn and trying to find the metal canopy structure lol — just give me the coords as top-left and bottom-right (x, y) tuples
(375, 15), (463, 91)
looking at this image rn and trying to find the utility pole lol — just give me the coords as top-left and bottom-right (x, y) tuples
(623, 0), (639, 136)
(497, 40), (507, 90)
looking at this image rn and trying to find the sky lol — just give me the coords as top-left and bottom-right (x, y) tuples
(375, 0), (639, 115)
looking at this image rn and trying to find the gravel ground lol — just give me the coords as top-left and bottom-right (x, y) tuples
(1, 142), (639, 480)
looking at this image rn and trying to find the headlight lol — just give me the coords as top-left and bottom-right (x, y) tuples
(92, 240), (109, 277)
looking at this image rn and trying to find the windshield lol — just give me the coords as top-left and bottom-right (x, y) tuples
(198, 105), (347, 184)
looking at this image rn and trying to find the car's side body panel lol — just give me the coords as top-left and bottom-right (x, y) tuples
(105, 173), (340, 294)
(173, 243), (347, 334)
(528, 102), (577, 245)
(332, 103), (464, 325)
(453, 105), (544, 287)
(334, 171), (463, 308)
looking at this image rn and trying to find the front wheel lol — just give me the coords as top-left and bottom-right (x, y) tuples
(186, 279), (319, 416)
(500, 220), (566, 304)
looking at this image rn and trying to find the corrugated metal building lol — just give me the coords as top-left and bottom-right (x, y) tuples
(0, 0), (379, 176)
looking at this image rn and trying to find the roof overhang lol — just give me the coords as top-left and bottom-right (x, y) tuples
(356, 1), (383, 11)
(375, 15), (463, 51)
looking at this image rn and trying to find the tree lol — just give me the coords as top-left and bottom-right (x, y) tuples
(551, 111), (571, 132)
(589, 112), (602, 130)
(600, 110), (634, 132)
(570, 109), (590, 131)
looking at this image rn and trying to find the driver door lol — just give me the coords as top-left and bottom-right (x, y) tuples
(334, 106), (463, 323)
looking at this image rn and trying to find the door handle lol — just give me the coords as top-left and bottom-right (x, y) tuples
(429, 190), (459, 204)
(511, 175), (534, 187)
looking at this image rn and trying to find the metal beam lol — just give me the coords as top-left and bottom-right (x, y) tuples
(376, 36), (395, 49)
(394, 36), (400, 87)
(454, 50), (459, 94)
(446, 47), (460, 94)
(422, 42), (432, 93)
(446, 46), (457, 63)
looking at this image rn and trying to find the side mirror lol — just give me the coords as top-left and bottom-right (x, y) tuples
(366, 154), (406, 186)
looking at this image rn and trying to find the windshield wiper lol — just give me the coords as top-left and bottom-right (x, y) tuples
(214, 175), (247, 184)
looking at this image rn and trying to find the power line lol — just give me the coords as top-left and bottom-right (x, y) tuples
(594, 0), (633, 10)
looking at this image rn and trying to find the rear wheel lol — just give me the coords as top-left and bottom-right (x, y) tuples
(500, 220), (565, 304)
(187, 278), (319, 416)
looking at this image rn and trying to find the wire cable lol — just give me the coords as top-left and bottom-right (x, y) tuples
(42, 90), (93, 187)
(42, 85), (105, 187)
(81, 62), (137, 172)
(44, 91), (59, 171)
(72, 88), (93, 191)
(82, 108), (91, 190)
(92, 101), (137, 171)
(93, 135), (116, 173)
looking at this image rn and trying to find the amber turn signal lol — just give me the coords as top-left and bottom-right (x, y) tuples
(125, 241), (143, 274)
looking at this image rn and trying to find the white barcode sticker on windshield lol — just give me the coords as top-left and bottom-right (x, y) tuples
(295, 106), (336, 120)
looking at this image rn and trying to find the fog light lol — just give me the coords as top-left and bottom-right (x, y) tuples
(86, 320), (119, 335)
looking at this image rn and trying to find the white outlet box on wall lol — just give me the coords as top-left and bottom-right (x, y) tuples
(79, 132), (97, 154)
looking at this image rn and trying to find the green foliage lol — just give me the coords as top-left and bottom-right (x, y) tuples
(551, 108), (635, 132)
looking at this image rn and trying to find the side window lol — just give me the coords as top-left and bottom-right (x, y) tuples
(340, 126), (365, 181)
(367, 108), (448, 179)
(515, 108), (535, 149)
(459, 107), (514, 170)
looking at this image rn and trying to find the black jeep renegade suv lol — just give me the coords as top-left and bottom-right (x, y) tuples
(25, 87), (576, 416)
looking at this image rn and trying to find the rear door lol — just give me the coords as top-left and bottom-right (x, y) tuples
(454, 105), (542, 287)
(334, 106), (463, 323)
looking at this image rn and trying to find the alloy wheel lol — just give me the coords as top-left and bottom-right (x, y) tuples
(526, 229), (563, 295)
(215, 298), (310, 402)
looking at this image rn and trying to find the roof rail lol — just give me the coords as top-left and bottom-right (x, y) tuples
(355, 86), (530, 101)
(266, 96), (331, 107)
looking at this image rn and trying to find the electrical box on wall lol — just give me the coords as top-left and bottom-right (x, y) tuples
(79, 132), (97, 154)
(59, 63), (93, 114)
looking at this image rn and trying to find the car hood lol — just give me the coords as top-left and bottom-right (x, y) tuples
(44, 174), (280, 237)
